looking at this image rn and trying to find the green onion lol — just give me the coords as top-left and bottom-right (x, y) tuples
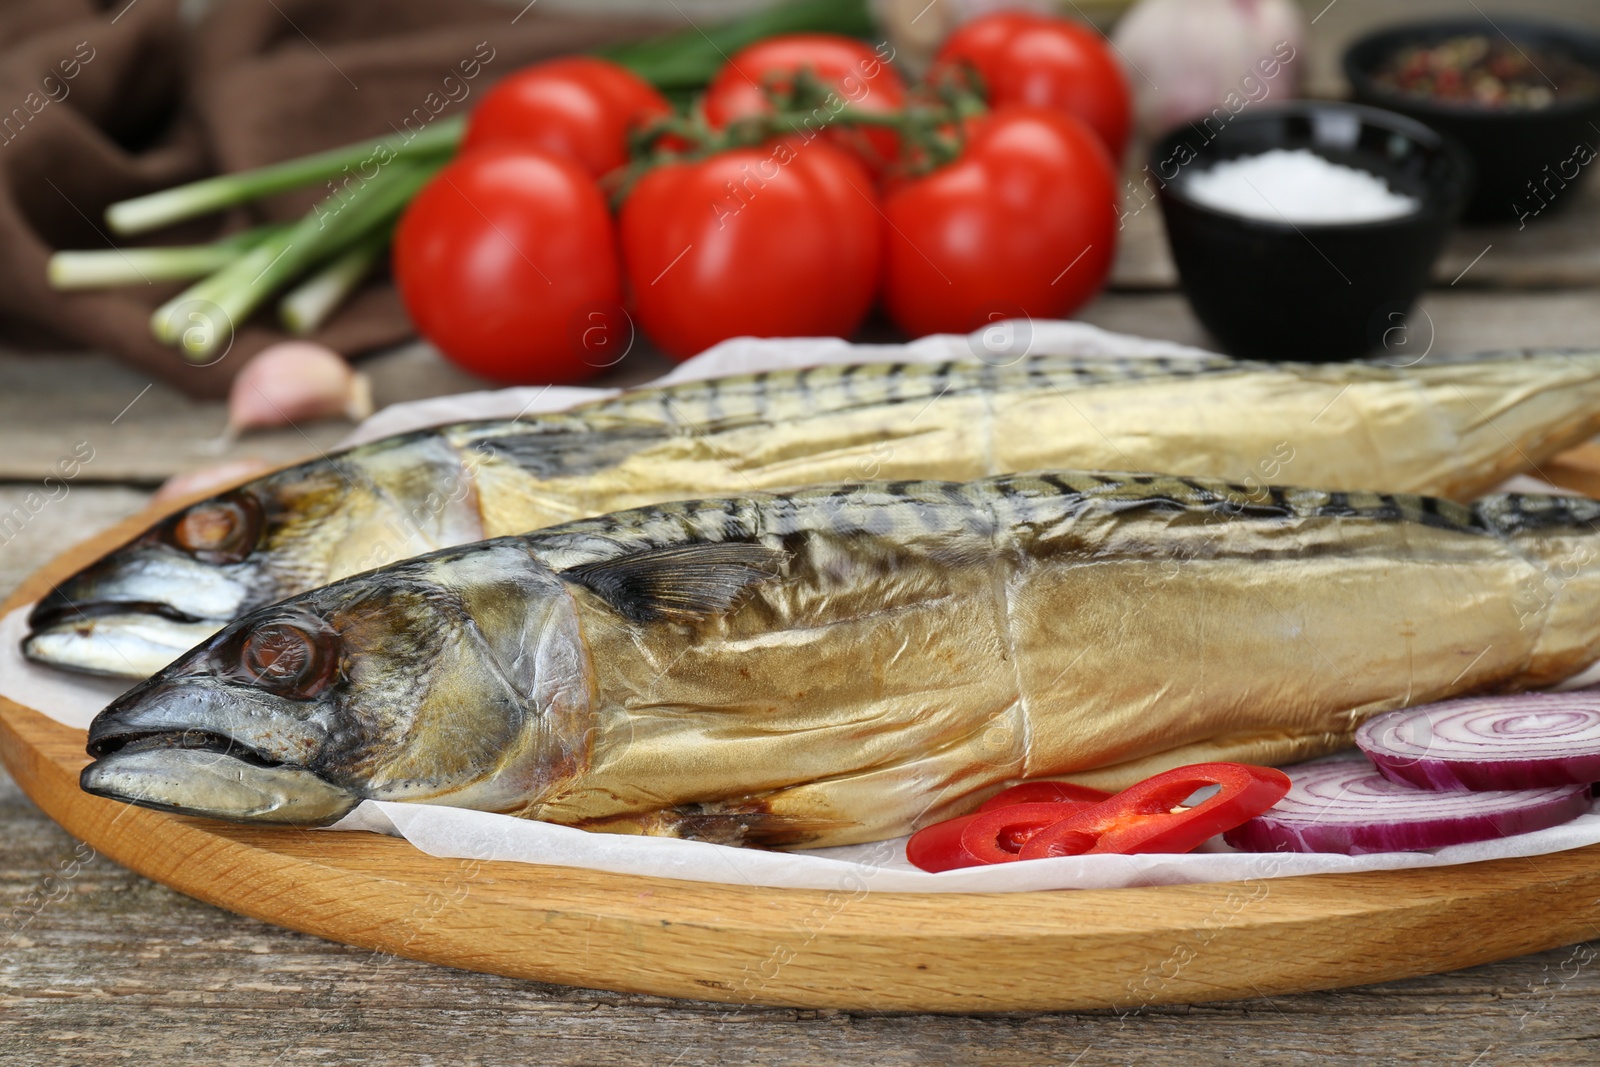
(107, 118), (463, 237)
(153, 161), (437, 360)
(279, 226), (391, 335)
(47, 224), (290, 289)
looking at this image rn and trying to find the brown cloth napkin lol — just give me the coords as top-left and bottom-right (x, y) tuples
(0, 0), (675, 397)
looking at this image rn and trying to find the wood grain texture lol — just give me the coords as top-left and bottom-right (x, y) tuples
(7, 501), (1600, 1022)
(0, 486), (149, 595)
(1545, 444), (1600, 499)
(1077, 288), (1600, 356)
(0, 342), (673, 484)
(6, 725), (1599, 1065)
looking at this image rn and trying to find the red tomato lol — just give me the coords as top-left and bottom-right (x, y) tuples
(932, 12), (1132, 161)
(462, 57), (671, 178)
(394, 146), (624, 384)
(703, 34), (907, 174)
(881, 106), (1117, 338)
(619, 138), (884, 361)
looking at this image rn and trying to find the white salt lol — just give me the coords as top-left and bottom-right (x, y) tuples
(1184, 148), (1420, 224)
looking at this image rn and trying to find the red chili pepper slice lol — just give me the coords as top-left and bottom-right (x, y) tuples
(956, 802), (1098, 866)
(907, 798), (1105, 872)
(1017, 762), (1291, 860)
(905, 813), (983, 873)
(975, 781), (1112, 813)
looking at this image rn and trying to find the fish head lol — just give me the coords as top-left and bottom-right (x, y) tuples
(25, 462), (363, 679)
(81, 544), (592, 825)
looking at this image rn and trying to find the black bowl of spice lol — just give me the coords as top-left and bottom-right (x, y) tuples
(1344, 18), (1600, 222)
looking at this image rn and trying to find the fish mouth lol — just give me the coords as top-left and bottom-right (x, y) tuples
(80, 738), (358, 825)
(25, 590), (233, 679)
(24, 548), (252, 679)
(82, 696), (358, 826)
(23, 610), (230, 680)
(86, 724), (281, 767)
(30, 597), (206, 632)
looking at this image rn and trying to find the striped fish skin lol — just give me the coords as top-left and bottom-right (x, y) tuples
(27, 347), (1600, 679)
(80, 471), (1600, 847)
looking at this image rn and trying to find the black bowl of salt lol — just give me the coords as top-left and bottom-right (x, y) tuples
(1152, 102), (1470, 362)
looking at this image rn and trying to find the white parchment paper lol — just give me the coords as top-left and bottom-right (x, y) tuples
(9, 322), (1600, 893)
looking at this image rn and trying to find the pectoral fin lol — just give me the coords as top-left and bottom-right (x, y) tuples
(562, 542), (785, 623)
(568, 801), (851, 849)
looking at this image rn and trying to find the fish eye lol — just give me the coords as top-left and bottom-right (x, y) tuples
(171, 493), (262, 564)
(238, 620), (337, 699)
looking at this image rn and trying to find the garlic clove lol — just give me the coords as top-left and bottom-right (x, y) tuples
(227, 341), (375, 434)
(1112, 0), (1308, 140)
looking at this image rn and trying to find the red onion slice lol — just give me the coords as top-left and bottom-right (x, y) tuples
(1355, 693), (1600, 790)
(1222, 754), (1592, 855)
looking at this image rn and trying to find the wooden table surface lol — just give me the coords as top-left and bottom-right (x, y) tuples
(9, 1), (1600, 1062)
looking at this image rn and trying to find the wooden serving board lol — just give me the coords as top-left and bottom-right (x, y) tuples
(7, 496), (1600, 1014)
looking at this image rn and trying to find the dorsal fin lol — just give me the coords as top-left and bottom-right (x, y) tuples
(562, 542), (786, 623)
